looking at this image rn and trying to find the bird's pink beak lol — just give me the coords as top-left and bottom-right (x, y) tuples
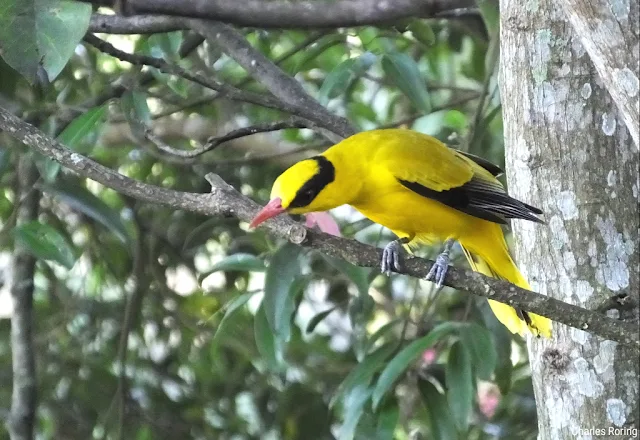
(249, 197), (284, 228)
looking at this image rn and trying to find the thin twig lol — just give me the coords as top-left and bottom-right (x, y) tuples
(379, 92), (481, 129)
(145, 118), (310, 158)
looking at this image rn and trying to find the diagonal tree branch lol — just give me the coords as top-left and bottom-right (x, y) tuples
(0, 106), (638, 350)
(126, 0), (474, 29)
(7, 158), (39, 440)
(557, 0), (640, 149)
(187, 20), (356, 139)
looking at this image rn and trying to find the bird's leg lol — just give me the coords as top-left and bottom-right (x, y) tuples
(381, 237), (411, 275)
(426, 239), (455, 288)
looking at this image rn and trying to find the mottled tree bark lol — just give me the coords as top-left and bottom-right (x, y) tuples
(500, 0), (639, 439)
(7, 158), (39, 440)
(557, 0), (639, 149)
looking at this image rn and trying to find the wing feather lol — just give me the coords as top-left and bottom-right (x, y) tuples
(370, 130), (543, 224)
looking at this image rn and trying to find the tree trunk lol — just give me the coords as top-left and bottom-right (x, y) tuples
(500, 0), (639, 439)
(7, 157), (39, 440)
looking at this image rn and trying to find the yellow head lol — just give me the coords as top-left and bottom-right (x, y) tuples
(250, 155), (346, 228)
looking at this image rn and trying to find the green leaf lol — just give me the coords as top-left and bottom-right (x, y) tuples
(306, 307), (337, 334)
(363, 319), (401, 353)
(446, 341), (473, 432)
(148, 31), (182, 61)
(408, 20), (436, 47)
(348, 101), (378, 124)
(0, 147), (9, 178)
(330, 343), (395, 408)
(13, 221), (76, 269)
(135, 425), (152, 440)
(0, 0), (91, 83)
(319, 52), (376, 103)
(210, 292), (255, 351)
(348, 292), (375, 360)
(371, 322), (459, 410)
(254, 303), (283, 371)
(121, 90), (151, 137)
(263, 243), (302, 342)
(477, 0), (500, 38)
(200, 253), (266, 282)
(382, 52), (431, 113)
(418, 379), (458, 440)
(338, 383), (372, 440)
(57, 105), (108, 152)
(459, 323), (497, 380)
(479, 302), (512, 394)
(42, 179), (129, 243)
(374, 397), (399, 440)
(33, 153), (60, 183)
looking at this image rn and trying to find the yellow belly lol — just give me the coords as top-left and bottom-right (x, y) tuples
(350, 183), (481, 243)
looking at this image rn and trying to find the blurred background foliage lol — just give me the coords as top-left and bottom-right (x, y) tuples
(0, 2), (540, 439)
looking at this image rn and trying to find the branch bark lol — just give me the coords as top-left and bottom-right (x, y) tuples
(89, 13), (186, 34)
(7, 158), (39, 440)
(187, 20), (356, 139)
(0, 106), (638, 350)
(126, 0), (474, 29)
(557, 0), (640, 149)
(500, 0), (639, 437)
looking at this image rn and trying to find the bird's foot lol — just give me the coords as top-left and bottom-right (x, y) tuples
(426, 250), (451, 289)
(381, 240), (406, 275)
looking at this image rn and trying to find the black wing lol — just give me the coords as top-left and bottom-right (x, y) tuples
(454, 150), (504, 177)
(399, 175), (544, 225)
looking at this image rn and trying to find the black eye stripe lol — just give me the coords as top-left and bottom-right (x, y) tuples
(288, 156), (335, 208)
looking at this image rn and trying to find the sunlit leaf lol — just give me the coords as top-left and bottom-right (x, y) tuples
(0, 0), (91, 83)
(42, 179), (129, 243)
(13, 221), (76, 268)
(418, 379), (458, 440)
(382, 52), (431, 113)
(371, 322), (459, 409)
(57, 104), (108, 152)
(446, 341), (473, 432)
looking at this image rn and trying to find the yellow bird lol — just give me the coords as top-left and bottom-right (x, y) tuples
(250, 129), (552, 337)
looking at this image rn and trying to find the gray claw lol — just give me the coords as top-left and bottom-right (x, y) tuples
(426, 252), (450, 288)
(381, 240), (404, 275)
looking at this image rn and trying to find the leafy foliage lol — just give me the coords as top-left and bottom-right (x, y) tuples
(0, 2), (540, 439)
